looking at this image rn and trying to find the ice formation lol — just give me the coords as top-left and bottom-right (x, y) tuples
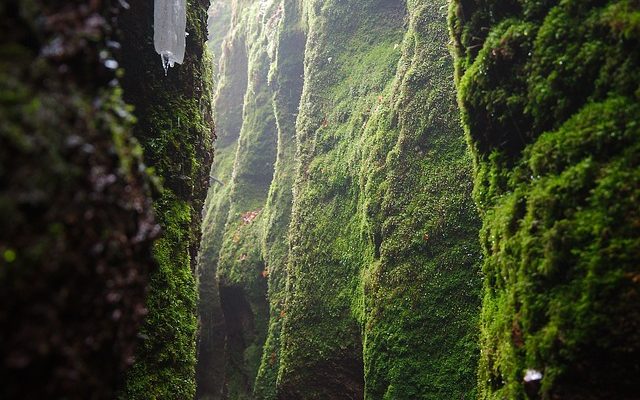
(154, 0), (187, 75)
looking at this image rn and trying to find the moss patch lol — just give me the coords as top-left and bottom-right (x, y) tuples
(118, 0), (215, 398)
(0, 1), (157, 398)
(451, 0), (640, 398)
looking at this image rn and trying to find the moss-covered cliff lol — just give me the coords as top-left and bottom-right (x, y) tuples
(198, 0), (481, 398)
(358, 1), (481, 397)
(196, 2), (247, 398)
(197, 1), (281, 398)
(450, 0), (640, 398)
(252, 1), (306, 398)
(0, 1), (158, 398)
(214, 2), (277, 396)
(118, 0), (215, 398)
(2, 0), (214, 399)
(5, 0), (635, 398)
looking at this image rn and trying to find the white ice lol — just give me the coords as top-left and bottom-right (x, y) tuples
(154, 0), (187, 75)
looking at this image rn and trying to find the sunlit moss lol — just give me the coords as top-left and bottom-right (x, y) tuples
(201, 1), (481, 399)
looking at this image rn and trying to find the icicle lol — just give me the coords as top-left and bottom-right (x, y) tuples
(154, 0), (187, 75)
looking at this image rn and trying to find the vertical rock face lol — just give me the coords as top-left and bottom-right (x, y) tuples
(451, 0), (640, 398)
(0, 1), (157, 399)
(197, 1), (281, 398)
(253, 1), (305, 398)
(278, 1), (406, 398)
(214, 4), (278, 395)
(196, 3), (245, 398)
(358, 1), (481, 398)
(198, 0), (481, 399)
(118, 0), (214, 398)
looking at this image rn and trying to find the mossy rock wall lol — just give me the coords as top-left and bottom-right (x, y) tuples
(215, 1), (279, 397)
(253, 0), (306, 398)
(277, 1), (408, 398)
(358, 1), (481, 398)
(197, 0), (281, 398)
(199, 0), (481, 399)
(196, 2), (249, 398)
(118, 0), (215, 398)
(0, 1), (158, 399)
(450, 0), (640, 398)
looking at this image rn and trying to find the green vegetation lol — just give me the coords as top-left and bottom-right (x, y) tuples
(253, 1), (306, 398)
(358, 1), (481, 398)
(451, 0), (640, 398)
(198, 0), (480, 399)
(278, 0), (422, 398)
(0, 1), (157, 399)
(197, 1), (278, 398)
(118, 1), (214, 398)
(5, 0), (635, 398)
(215, 10), (277, 398)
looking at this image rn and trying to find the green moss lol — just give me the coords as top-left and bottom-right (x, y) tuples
(253, 2), (306, 398)
(272, 1), (482, 399)
(357, 1), (481, 398)
(207, 0), (233, 71)
(214, 5), (278, 397)
(196, 6), (248, 396)
(118, 0), (215, 398)
(451, 0), (640, 398)
(197, 1), (281, 398)
(275, 2), (407, 397)
(123, 195), (197, 400)
(200, 1), (482, 399)
(0, 2), (158, 398)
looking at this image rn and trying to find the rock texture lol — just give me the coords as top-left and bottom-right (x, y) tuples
(197, 1), (481, 399)
(0, 1), (157, 399)
(450, 0), (640, 398)
(118, 0), (214, 398)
